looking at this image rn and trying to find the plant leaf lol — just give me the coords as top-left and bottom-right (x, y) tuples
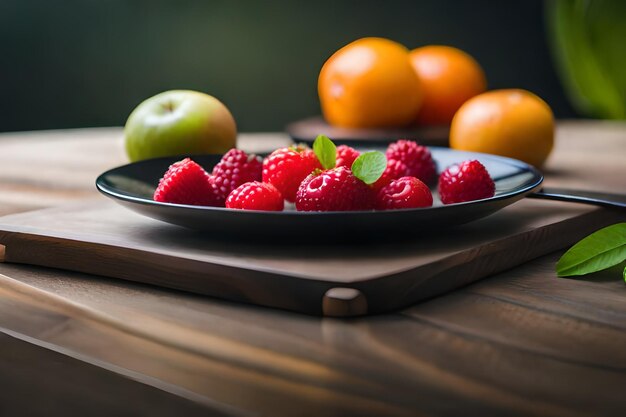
(556, 223), (626, 277)
(546, 0), (626, 119)
(351, 151), (387, 185)
(312, 135), (336, 170)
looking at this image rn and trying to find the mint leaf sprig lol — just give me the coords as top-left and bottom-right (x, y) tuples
(313, 134), (336, 170)
(556, 223), (626, 280)
(312, 135), (386, 184)
(351, 151), (387, 184)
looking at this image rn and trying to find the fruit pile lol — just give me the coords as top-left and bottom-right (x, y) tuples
(153, 136), (495, 211)
(319, 39), (487, 128)
(319, 37), (555, 167)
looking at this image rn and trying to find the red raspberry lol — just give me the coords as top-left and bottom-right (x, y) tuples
(262, 145), (322, 202)
(438, 160), (495, 204)
(336, 145), (360, 168)
(226, 181), (284, 211)
(153, 158), (222, 206)
(372, 158), (408, 191)
(295, 166), (374, 211)
(375, 176), (433, 210)
(212, 149), (263, 201)
(386, 139), (436, 184)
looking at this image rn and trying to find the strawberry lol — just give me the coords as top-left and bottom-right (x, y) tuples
(262, 145), (322, 202)
(295, 166), (374, 211)
(153, 158), (223, 206)
(375, 176), (433, 210)
(371, 158), (408, 191)
(336, 145), (360, 168)
(385, 139), (436, 184)
(438, 159), (495, 204)
(212, 149), (263, 201)
(226, 181), (284, 211)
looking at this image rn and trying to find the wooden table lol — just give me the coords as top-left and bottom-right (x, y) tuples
(0, 122), (624, 417)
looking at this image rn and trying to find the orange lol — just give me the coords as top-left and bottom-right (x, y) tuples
(450, 89), (555, 167)
(410, 45), (486, 125)
(318, 37), (422, 128)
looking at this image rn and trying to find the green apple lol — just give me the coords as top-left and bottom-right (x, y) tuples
(124, 90), (237, 161)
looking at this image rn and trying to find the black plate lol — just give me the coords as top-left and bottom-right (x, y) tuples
(286, 116), (449, 147)
(96, 148), (543, 240)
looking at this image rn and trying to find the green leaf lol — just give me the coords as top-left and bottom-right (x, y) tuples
(546, 0), (626, 119)
(313, 135), (336, 170)
(556, 223), (626, 277)
(351, 151), (387, 185)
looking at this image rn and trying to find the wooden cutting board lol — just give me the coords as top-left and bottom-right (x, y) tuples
(0, 198), (621, 317)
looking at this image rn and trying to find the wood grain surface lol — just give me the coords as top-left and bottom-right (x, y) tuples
(0, 256), (625, 417)
(0, 331), (231, 417)
(0, 123), (625, 416)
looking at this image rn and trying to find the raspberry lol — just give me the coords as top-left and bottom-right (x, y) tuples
(438, 160), (495, 204)
(212, 149), (263, 201)
(226, 181), (284, 211)
(153, 158), (223, 206)
(372, 158), (408, 191)
(262, 145), (322, 202)
(295, 166), (374, 211)
(375, 176), (433, 210)
(336, 145), (360, 168)
(386, 139), (436, 184)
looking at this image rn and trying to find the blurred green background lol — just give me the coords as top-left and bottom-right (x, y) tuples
(0, 0), (577, 133)
(548, 0), (626, 120)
